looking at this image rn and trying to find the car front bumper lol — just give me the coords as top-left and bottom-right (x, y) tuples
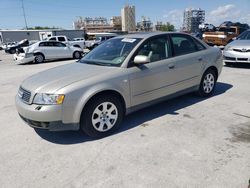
(14, 53), (34, 65)
(223, 50), (250, 64)
(15, 95), (79, 131)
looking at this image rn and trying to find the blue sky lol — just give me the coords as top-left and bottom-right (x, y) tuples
(0, 0), (249, 29)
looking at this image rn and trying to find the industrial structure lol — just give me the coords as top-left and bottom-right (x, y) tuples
(137, 16), (153, 32)
(121, 5), (136, 32)
(73, 16), (122, 33)
(182, 8), (205, 33)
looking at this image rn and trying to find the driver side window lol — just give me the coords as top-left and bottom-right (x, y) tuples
(135, 36), (171, 63)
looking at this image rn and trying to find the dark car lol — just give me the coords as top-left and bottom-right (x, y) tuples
(5, 39), (29, 54)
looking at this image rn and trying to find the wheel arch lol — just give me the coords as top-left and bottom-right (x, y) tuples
(73, 44), (81, 48)
(69, 87), (128, 125)
(205, 66), (218, 80)
(79, 90), (126, 123)
(34, 51), (45, 58)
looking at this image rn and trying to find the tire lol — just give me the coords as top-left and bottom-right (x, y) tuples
(197, 69), (217, 97)
(34, 53), (45, 63)
(80, 94), (124, 138)
(73, 51), (81, 59)
(10, 49), (16, 54)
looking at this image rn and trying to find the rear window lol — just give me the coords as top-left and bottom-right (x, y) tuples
(58, 37), (66, 42)
(49, 37), (56, 41)
(39, 42), (54, 47)
(171, 34), (198, 56)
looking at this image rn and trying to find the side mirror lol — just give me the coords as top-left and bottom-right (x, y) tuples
(134, 55), (150, 65)
(232, 37), (236, 41)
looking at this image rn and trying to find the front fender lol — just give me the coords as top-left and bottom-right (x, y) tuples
(61, 81), (130, 124)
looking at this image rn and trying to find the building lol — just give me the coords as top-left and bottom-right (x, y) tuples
(183, 8), (205, 33)
(137, 16), (153, 32)
(0, 29), (85, 44)
(155, 21), (163, 31)
(121, 5), (136, 32)
(73, 16), (122, 33)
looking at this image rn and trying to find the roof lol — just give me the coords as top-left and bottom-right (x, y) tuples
(116, 31), (181, 39)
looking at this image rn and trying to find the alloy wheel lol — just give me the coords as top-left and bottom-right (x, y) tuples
(91, 102), (118, 132)
(203, 73), (215, 93)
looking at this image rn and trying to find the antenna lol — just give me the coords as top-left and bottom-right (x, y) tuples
(21, 0), (28, 29)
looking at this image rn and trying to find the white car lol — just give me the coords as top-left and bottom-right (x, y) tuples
(14, 41), (83, 65)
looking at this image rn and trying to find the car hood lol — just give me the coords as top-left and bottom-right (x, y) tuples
(228, 40), (250, 48)
(21, 63), (119, 93)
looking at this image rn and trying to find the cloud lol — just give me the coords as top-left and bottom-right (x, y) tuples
(163, 9), (183, 29)
(207, 4), (249, 26)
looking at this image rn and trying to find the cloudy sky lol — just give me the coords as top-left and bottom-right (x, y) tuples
(0, 0), (249, 29)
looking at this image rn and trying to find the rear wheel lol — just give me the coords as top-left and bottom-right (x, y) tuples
(198, 69), (217, 97)
(34, 53), (44, 63)
(73, 51), (81, 59)
(10, 49), (16, 54)
(80, 94), (124, 138)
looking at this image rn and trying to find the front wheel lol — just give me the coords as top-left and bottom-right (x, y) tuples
(197, 69), (217, 97)
(80, 95), (124, 138)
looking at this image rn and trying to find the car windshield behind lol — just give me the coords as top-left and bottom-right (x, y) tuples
(237, 31), (250, 40)
(80, 38), (141, 67)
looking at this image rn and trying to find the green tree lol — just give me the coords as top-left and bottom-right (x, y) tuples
(159, 22), (175, 31)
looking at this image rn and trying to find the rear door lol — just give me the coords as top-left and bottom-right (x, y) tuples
(52, 42), (71, 58)
(169, 33), (207, 91)
(38, 42), (54, 59)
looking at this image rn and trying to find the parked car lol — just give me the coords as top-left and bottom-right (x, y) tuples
(73, 38), (85, 41)
(14, 41), (83, 64)
(85, 32), (118, 50)
(1, 42), (17, 51)
(203, 22), (249, 46)
(47, 35), (85, 49)
(5, 39), (29, 54)
(16, 32), (223, 137)
(223, 29), (250, 66)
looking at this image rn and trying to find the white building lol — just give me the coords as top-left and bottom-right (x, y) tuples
(121, 5), (136, 32)
(183, 8), (205, 33)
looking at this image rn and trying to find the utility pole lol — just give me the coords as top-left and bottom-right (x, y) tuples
(21, 0), (28, 29)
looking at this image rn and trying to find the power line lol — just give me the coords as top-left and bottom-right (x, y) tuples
(21, 0), (28, 29)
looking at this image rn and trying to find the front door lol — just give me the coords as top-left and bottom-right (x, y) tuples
(128, 35), (178, 106)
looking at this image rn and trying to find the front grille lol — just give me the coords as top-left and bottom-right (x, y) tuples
(18, 87), (31, 103)
(233, 49), (250, 52)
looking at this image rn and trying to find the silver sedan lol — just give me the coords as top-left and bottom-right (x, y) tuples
(223, 29), (250, 65)
(16, 32), (223, 137)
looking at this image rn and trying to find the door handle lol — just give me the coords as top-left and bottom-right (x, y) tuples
(168, 64), (175, 69)
(198, 57), (203, 61)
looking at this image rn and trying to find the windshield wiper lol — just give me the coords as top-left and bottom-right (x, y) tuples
(82, 60), (113, 67)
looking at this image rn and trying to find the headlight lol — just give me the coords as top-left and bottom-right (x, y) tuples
(224, 45), (233, 51)
(33, 93), (65, 105)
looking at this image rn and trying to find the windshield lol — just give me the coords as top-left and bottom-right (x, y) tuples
(218, 27), (236, 33)
(80, 37), (141, 67)
(237, 31), (250, 40)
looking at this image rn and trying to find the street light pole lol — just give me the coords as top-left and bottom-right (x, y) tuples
(21, 0), (28, 29)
